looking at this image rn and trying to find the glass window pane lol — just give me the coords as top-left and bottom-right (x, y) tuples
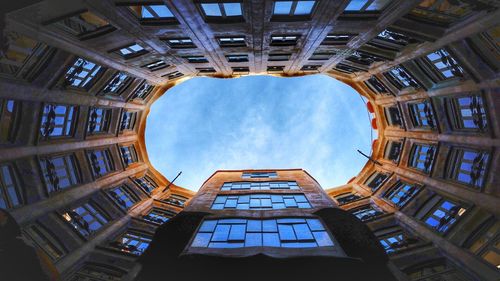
(295, 1), (315, 15)
(202, 3), (222, 16)
(224, 3), (242, 16)
(274, 1), (293, 14)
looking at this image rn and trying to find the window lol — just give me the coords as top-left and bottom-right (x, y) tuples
(144, 209), (175, 224)
(87, 107), (111, 134)
(199, 2), (243, 22)
(197, 67), (216, 74)
(272, 1), (316, 19)
(379, 231), (418, 254)
(50, 11), (114, 39)
(164, 38), (196, 48)
(24, 223), (66, 261)
(385, 106), (402, 127)
(334, 63), (367, 74)
(364, 172), (388, 192)
(142, 60), (169, 71)
(409, 143), (436, 174)
(409, 0), (488, 25)
(110, 231), (151, 255)
(217, 36), (246, 47)
(164, 194), (187, 207)
(368, 29), (416, 52)
(134, 176), (158, 194)
(0, 99), (19, 143)
(232, 67), (249, 73)
(346, 51), (384, 66)
(309, 52), (334, 61)
(464, 219), (500, 269)
(270, 35), (299, 46)
(70, 264), (124, 281)
(445, 95), (488, 132)
(425, 49), (464, 80)
(128, 4), (177, 24)
(102, 72), (132, 95)
(301, 64), (321, 71)
(344, 0), (392, 12)
(405, 259), (472, 280)
(0, 164), (22, 209)
(321, 34), (355, 45)
(120, 111), (137, 131)
(39, 154), (80, 193)
(162, 71), (184, 80)
(120, 145), (138, 167)
(423, 199), (467, 233)
(0, 35), (40, 77)
(61, 202), (108, 237)
(351, 205), (383, 222)
(334, 192), (362, 205)
(108, 185), (138, 210)
(64, 58), (103, 89)
(384, 140), (403, 163)
(408, 100), (436, 129)
(446, 148), (489, 189)
(242, 171), (278, 178)
(191, 218), (334, 248)
(385, 66), (421, 90)
(384, 181), (420, 208)
(226, 54), (248, 62)
(268, 53), (292, 61)
(87, 148), (114, 178)
(364, 76), (389, 95)
(183, 56), (209, 63)
(268, 65), (285, 72)
(40, 104), (77, 139)
(113, 43), (147, 59)
(221, 181), (299, 191)
(131, 82), (154, 100)
(212, 194), (311, 210)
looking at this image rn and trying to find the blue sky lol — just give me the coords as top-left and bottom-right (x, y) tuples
(146, 75), (374, 191)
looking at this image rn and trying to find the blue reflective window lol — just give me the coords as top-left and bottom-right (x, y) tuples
(191, 218), (334, 248)
(201, 3), (222, 16)
(221, 181), (299, 191)
(384, 181), (420, 208)
(108, 186), (137, 210)
(113, 232), (151, 255)
(0, 164), (21, 209)
(274, 1), (293, 14)
(446, 95), (487, 131)
(141, 5), (174, 18)
(103, 72), (130, 94)
(201, 3), (242, 17)
(143, 209), (174, 224)
(387, 66), (420, 89)
(447, 148), (489, 189)
(134, 176), (157, 194)
(39, 154), (79, 193)
(242, 171), (277, 178)
(423, 199), (466, 233)
(115, 43), (146, 59)
(87, 148), (114, 178)
(409, 100), (436, 129)
(62, 202), (108, 237)
(40, 104), (77, 138)
(352, 205), (383, 221)
(426, 49), (464, 79)
(379, 232), (404, 253)
(212, 194), (311, 210)
(224, 3), (242, 16)
(409, 144), (436, 173)
(87, 107), (111, 134)
(120, 145), (138, 167)
(345, 0), (391, 12)
(65, 58), (102, 89)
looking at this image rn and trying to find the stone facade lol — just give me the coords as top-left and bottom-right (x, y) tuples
(0, 0), (499, 280)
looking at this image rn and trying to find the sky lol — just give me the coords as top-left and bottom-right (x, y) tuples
(145, 75), (375, 191)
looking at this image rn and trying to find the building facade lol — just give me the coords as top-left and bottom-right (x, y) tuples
(136, 169), (396, 281)
(0, 0), (499, 280)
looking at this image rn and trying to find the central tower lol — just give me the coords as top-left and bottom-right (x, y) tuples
(137, 169), (397, 280)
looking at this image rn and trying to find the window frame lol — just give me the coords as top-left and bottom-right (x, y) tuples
(197, 1), (245, 23)
(107, 185), (139, 211)
(444, 94), (488, 133)
(110, 43), (148, 60)
(60, 201), (109, 238)
(63, 58), (104, 90)
(422, 198), (467, 234)
(163, 37), (197, 49)
(39, 153), (81, 194)
(101, 72), (133, 96)
(0, 163), (23, 209)
(45, 9), (116, 40)
(383, 181), (421, 208)
(408, 143), (437, 174)
(126, 4), (178, 25)
(86, 148), (115, 179)
(445, 146), (490, 190)
(87, 107), (112, 135)
(39, 103), (78, 140)
(270, 35), (300, 46)
(408, 100), (437, 130)
(271, 0), (318, 21)
(0, 99), (21, 144)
